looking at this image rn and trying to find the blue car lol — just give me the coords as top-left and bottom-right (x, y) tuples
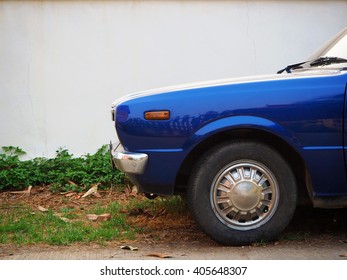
(111, 27), (347, 245)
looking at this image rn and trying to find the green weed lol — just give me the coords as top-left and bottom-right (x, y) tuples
(0, 145), (127, 192)
(0, 205), (137, 245)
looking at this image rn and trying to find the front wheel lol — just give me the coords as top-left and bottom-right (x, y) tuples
(187, 140), (297, 245)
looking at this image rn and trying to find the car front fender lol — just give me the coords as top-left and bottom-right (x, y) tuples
(182, 115), (302, 154)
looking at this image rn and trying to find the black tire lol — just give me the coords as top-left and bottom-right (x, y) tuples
(187, 140), (297, 245)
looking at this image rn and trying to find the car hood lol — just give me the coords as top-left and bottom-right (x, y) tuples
(112, 70), (342, 108)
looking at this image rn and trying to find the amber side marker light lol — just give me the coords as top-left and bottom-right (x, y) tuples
(144, 110), (170, 120)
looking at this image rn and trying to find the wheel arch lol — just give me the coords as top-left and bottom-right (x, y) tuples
(175, 119), (313, 205)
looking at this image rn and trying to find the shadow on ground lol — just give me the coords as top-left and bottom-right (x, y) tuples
(279, 206), (347, 242)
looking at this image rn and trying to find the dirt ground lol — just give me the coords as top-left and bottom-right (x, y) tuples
(1, 187), (347, 260)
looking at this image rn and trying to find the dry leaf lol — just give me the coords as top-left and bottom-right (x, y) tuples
(60, 191), (77, 197)
(98, 213), (112, 221)
(10, 185), (32, 196)
(157, 207), (167, 216)
(86, 213), (111, 222)
(27, 185), (33, 195)
(86, 214), (98, 221)
(92, 192), (102, 198)
(59, 217), (71, 222)
(129, 208), (150, 217)
(81, 184), (100, 198)
(120, 245), (138, 251)
(146, 253), (173, 259)
(124, 187), (130, 197)
(66, 192), (77, 197)
(38, 205), (48, 212)
(130, 186), (138, 197)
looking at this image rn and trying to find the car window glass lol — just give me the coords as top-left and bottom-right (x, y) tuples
(323, 34), (347, 58)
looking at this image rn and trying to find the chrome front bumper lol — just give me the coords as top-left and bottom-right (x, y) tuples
(110, 142), (148, 175)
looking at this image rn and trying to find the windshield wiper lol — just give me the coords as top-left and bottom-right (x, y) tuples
(310, 56), (347, 67)
(277, 56), (347, 74)
(277, 61), (307, 74)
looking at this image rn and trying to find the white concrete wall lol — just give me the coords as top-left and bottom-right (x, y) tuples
(1, 0), (347, 158)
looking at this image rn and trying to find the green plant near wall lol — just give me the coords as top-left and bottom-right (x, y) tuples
(0, 145), (127, 192)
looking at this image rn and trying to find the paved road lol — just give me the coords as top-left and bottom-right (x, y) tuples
(1, 237), (346, 260)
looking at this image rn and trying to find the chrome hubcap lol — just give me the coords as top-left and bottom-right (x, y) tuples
(230, 181), (262, 211)
(210, 160), (279, 230)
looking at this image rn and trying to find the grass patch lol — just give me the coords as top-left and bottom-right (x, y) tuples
(0, 203), (136, 245)
(90, 201), (122, 216)
(0, 193), (188, 246)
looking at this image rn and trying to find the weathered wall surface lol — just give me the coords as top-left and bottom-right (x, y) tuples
(1, 0), (347, 157)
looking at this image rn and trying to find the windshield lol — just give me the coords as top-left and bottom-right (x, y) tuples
(308, 27), (347, 61)
(278, 27), (347, 74)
